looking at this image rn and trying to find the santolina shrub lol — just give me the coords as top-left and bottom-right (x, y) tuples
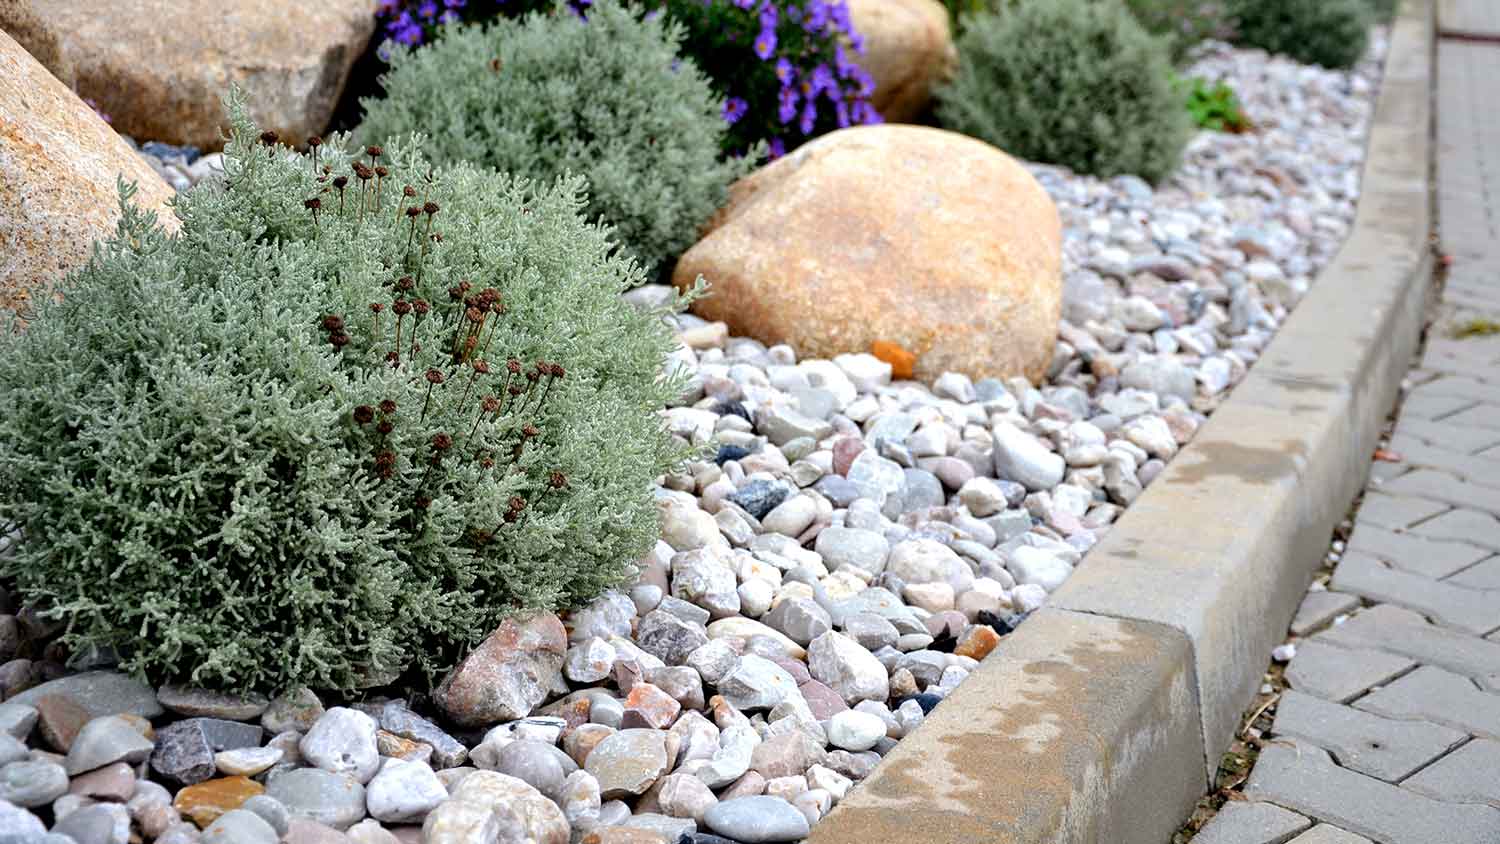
(937, 0), (1191, 184)
(0, 90), (695, 693)
(360, 0), (755, 273)
(1227, 0), (1371, 70)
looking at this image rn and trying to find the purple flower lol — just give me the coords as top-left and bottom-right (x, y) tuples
(777, 86), (799, 123)
(733, 0), (756, 8)
(775, 57), (794, 84)
(834, 44), (858, 78)
(769, 137), (786, 158)
(722, 97), (749, 125)
(852, 100), (883, 125)
(809, 63), (836, 97)
(758, 3), (778, 29)
(805, 0), (830, 32)
(443, 0), (465, 7)
(753, 27), (777, 59)
(418, 0), (439, 19)
(835, 99), (850, 128)
(799, 101), (817, 135)
(439, 9), (459, 23)
(830, 1), (854, 33)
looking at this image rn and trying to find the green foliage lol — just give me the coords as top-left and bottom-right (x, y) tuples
(936, 0), (1192, 184)
(1227, 0), (1371, 70)
(1119, 0), (1231, 62)
(1363, 0), (1399, 23)
(359, 0), (755, 273)
(0, 89), (696, 694)
(1184, 77), (1251, 132)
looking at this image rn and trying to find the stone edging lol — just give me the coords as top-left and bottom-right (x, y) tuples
(807, 3), (1438, 841)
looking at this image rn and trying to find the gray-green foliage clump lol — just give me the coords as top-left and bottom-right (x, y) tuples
(0, 89), (695, 694)
(937, 0), (1192, 184)
(359, 0), (756, 274)
(1227, 0), (1371, 69)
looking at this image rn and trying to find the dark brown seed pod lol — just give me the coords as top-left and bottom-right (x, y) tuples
(490, 58), (503, 72)
(333, 176), (349, 189)
(259, 130), (279, 145)
(392, 300), (413, 316)
(425, 368), (445, 385)
(473, 359), (490, 374)
(370, 302), (385, 314)
(379, 399), (398, 415)
(375, 450), (396, 467)
(509, 495), (526, 512)
(366, 145), (384, 159)
(548, 471), (567, 489)
(403, 185), (418, 198)
(423, 201), (439, 216)
(353, 405), (375, 424)
(506, 358), (522, 374)
(397, 276), (415, 292)
(405, 205), (422, 219)
(413, 299), (430, 316)
(329, 333), (350, 348)
(550, 363), (565, 378)
(322, 315), (344, 331)
(431, 433), (453, 451)
(482, 396), (500, 414)
(303, 198), (321, 211)
(521, 424), (539, 439)
(375, 165), (389, 178)
(307, 135), (323, 148)
(377, 420), (394, 435)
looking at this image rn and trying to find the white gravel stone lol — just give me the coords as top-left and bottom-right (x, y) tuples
(300, 707), (380, 784)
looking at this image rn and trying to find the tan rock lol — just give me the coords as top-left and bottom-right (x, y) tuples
(423, 771), (569, 844)
(173, 776), (265, 828)
(848, 0), (957, 122)
(433, 613), (567, 728)
(675, 124), (1061, 383)
(27, 0), (374, 150)
(0, 29), (176, 317)
(0, 0), (72, 86)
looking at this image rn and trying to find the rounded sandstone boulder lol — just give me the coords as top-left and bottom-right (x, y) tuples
(673, 124), (1061, 384)
(848, 0), (957, 122)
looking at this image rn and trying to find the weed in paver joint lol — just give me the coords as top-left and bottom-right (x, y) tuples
(1452, 318), (1500, 339)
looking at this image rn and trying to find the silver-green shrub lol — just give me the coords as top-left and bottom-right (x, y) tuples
(0, 90), (695, 693)
(358, 0), (756, 274)
(1228, 0), (1372, 70)
(937, 0), (1192, 184)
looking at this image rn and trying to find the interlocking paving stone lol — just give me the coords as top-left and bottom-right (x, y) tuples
(1346, 523), (1492, 579)
(1355, 665), (1500, 740)
(1410, 508), (1500, 553)
(1442, 403), (1500, 431)
(1402, 738), (1500, 808)
(1284, 640), (1416, 704)
(1393, 416), (1500, 455)
(1329, 551), (1500, 634)
(1441, 0), (1500, 38)
(1354, 493), (1450, 532)
(1244, 739), (1500, 844)
(1271, 690), (1466, 781)
(1290, 592), (1362, 636)
(1399, 391), (1476, 420)
(1315, 605), (1500, 687)
(1192, 800), (1311, 844)
(1381, 469), (1500, 520)
(1385, 434), (1500, 491)
(1366, 461), (1409, 486)
(1405, 374), (1500, 404)
(1480, 443), (1500, 460)
(1447, 556), (1500, 590)
(1287, 825), (1372, 844)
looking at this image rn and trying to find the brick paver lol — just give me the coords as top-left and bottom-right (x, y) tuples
(1206, 17), (1500, 842)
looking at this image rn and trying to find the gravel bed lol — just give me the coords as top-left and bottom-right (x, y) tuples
(0, 32), (1387, 844)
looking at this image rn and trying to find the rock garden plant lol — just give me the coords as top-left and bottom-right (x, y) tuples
(0, 89), (696, 695)
(1227, 0), (1372, 70)
(937, 0), (1192, 184)
(359, 0), (755, 274)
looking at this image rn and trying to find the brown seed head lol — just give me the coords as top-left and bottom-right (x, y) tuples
(414, 495), (431, 510)
(425, 368), (445, 385)
(466, 307), (485, 324)
(304, 198), (321, 211)
(375, 450), (396, 466)
(259, 130), (279, 145)
(329, 333), (350, 348)
(548, 471), (567, 489)
(403, 185), (418, 198)
(377, 420), (394, 435)
(375, 165), (389, 178)
(392, 300), (413, 316)
(307, 135), (323, 148)
(406, 205), (422, 219)
(322, 315), (344, 331)
(490, 58), (503, 72)
(397, 276), (415, 292)
(333, 175), (348, 190)
(370, 302), (385, 314)
(413, 299), (429, 316)
(366, 145), (384, 159)
(379, 399), (398, 415)
(431, 433), (453, 451)
(522, 424), (539, 439)
(473, 359), (490, 374)
(482, 396), (500, 413)
(353, 405), (375, 424)
(509, 495), (526, 512)
(550, 363), (565, 378)
(507, 358), (522, 374)
(508, 384), (524, 397)
(423, 201), (439, 216)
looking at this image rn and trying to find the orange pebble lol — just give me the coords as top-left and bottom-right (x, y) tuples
(870, 340), (916, 380)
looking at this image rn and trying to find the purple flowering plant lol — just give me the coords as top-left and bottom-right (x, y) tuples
(374, 0), (590, 50)
(643, 0), (881, 156)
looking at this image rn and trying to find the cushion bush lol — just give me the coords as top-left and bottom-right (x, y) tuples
(936, 0), (1192, 184)
(1227, 0), (1372, 70)
(359, 0), (755, 273)
(0, 89), (695, 694)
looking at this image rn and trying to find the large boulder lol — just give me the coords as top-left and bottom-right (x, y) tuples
(0, 0), (73, 86)
(848, 0), (956, 122)
(673, 125), (1061, 383)
(26, 0), (374, 150)
(0, 29), (176, 316)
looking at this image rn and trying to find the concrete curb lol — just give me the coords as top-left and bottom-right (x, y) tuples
(808, 4), (1437, 842)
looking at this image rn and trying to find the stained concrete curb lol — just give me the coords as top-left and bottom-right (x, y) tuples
(809, 3), (1436, 842)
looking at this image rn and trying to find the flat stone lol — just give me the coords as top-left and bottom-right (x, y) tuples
(1383, 469), (1500, 519)
(7, 672), (162, 719)
(0, 798), (46, 839)
(585, 729), (669, 799)
(1411, 508), (1500, 553)
(215, 747), (282, 777)
(1192, 800), (1310, 844)
(1354, 665), (1500, 739)
(807, 632), (888, 706)
(1246, 739), (1500, 844)
(717, 655), (799, 711)
(175, 776), (266, 828)
(158, 686), (269, 721)
(35, 694), (89, 752)
(1316, 604), (1500, 687)
(1448, 555), (1500, 590)
(68, 761), (136, 801)
(1284, 641), (1415, 703)
(1331, 551), (1500, 634)
(0, 759), (68, 807)
(264, 768), (365, 831)
(66, 715), (155, 775)
(749, 732), (826, 780)
(704, 795), (809, 842)
(153, 718), (264, 785)
(1289, 592), (1361, 636)
(991, 422), (1065, 492)
(1402, 737), (1500, 806)
(365, 760), (446, 824)
(1271, 690), (1465, 781)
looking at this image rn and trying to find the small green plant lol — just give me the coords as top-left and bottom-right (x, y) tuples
(1227, 0), (1372, 70)
(0, 89), (696, 694)
(359, 0), (756, 273)
(936, 0), (1192, 184)
(1184, 77), (1252, 133)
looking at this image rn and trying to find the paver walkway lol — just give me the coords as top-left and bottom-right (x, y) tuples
(1189, 5), (1500, 844)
